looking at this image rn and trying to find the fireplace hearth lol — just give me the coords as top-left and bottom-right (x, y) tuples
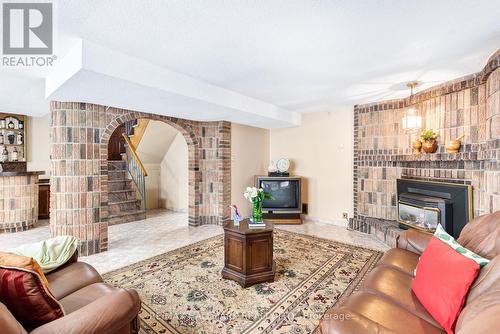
(397, 179), (472, 238)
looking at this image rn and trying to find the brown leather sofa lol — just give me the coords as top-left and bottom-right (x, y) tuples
(1, 251), (141, 334)
(321, 210), (500, 334)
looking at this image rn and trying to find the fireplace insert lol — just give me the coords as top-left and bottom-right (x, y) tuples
(397, 179), (472, 238)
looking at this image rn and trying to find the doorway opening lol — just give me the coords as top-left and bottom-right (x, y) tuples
(106, 118), (189, 225)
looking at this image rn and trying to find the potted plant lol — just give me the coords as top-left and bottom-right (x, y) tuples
(244, 187), (273, 223)
(420, 129), (439, 153)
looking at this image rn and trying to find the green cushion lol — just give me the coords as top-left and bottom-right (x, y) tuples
(434, 224), (489, 267)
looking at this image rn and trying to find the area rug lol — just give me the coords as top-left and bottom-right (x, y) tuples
(103, 230), (382, 334)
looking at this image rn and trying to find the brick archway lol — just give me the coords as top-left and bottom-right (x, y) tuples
(101, 112), (200, 228)
(50, 102), (231, 256)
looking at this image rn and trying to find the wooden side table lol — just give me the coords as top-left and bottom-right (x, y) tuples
(222, 219), (275, 288)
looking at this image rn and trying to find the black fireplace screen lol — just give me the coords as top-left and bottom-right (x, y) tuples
(396, 179), (473, 238)
(398, 202), (440, 232)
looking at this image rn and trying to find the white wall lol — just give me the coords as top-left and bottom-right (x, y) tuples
(143, 163), (161, 210)
(136, 120), (178, 163)
(26, 114), (51, 178)
(160, 133), (188, 212)
(269, 110), (353, 223)
(231, 123), (270, 217)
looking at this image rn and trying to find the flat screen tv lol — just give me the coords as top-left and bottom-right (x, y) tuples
(255, 176), (301, 213)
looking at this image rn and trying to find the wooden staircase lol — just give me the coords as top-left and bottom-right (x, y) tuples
(107, 119), (149, 225)
(129, 119), (150, 149)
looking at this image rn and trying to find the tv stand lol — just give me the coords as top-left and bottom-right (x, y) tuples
(263, 212), (302, 225)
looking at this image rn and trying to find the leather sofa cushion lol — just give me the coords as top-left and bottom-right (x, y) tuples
(47, 262), (102, 300)
(321, 306), (396, 334)
(455, 256), (500, 333)
(457, 211), (500, 260)
(376, 248), (419, 275)
(464, 256), (499, 304)
(59, 283), (117, 314)
(342, 292), (444, 334)
(362, 266), (442, 329)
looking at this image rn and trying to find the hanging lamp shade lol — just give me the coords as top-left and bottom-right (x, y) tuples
(401, 82), (422, 130)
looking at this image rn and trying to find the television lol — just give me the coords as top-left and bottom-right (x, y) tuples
(255, 176), (301, 213)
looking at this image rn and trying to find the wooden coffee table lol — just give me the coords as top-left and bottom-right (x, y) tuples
(222, 219), (275, 288)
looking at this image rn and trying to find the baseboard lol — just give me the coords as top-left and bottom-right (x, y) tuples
(165, 207), (187, 213)
(303, 215), (348, 228)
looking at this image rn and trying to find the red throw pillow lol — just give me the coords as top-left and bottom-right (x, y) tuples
(412, 237), (480, 334)
(0, 252), (64, 330)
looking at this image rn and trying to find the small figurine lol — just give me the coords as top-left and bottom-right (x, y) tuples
(268, 160), (277, 174)
(230, 205), (241, 226)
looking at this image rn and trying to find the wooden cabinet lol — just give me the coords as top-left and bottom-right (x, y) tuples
(0, 113), (27, 163)
(38, 182), (50, 220)
(222, 220), (275, 287)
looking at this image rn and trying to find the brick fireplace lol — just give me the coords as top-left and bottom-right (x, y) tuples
(351, 50), (500, 246)
(50, 102), (231, 255)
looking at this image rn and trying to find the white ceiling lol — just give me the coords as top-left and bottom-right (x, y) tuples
(1, 0), (499, 127)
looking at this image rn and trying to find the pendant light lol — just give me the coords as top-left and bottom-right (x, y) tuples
(401, 81), (422, 130)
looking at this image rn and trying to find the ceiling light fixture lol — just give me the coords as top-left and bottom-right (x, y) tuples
(401, 81), (422, 130)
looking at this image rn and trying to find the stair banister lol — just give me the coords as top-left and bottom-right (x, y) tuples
(122, 133), (147, 210)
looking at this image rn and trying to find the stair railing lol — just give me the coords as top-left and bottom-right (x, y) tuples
(122, 133), (148, 210)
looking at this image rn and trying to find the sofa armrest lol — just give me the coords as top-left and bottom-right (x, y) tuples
(396, 229), (433, 255)
(30, 289), (140, 334)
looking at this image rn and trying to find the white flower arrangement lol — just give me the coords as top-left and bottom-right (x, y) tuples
(243, 187), (260, 202)
(244, 187), (273, 203)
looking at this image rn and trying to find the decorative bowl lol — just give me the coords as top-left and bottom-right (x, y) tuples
(445, 140), (461, 153)
(422, 140), (438, 153)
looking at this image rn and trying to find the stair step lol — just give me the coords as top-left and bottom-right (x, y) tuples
(108, 198), (141, 215)
(108, 210), (147, 226)
(108, 170), (128, 180)
(109, 189), (137, 202)
(108, 179), (133, 191)
(108, 189), (135, 194)
(108, 209), (146, 219)
(109, 199), (140, 205)
(108, 161), (127, 170)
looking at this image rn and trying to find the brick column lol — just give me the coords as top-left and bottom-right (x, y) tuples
(50, 102), (231, 255)
(485, 65), (500, 211)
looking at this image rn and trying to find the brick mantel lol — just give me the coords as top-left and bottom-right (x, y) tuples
(351, 50), (500, 246)
(50, 102), (231, 255)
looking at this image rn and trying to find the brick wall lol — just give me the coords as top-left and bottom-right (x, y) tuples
(0, 174), (39, 233)
(352, 50), (500, 246)
(50, 102), (231, 255)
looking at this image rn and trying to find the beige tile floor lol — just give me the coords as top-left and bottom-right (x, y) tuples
(0, 210), (388, 274)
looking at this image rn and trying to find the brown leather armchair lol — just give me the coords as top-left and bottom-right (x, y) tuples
(320, 210), (500, 334)
(1, 250), (141, 334)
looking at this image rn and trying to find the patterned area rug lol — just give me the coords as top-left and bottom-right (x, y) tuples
(103, 230), (382, 334)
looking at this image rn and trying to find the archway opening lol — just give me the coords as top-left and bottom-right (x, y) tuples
(106, 118), (190, 226)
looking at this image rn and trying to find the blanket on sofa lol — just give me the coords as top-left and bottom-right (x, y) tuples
(12, 236), (78, 273)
